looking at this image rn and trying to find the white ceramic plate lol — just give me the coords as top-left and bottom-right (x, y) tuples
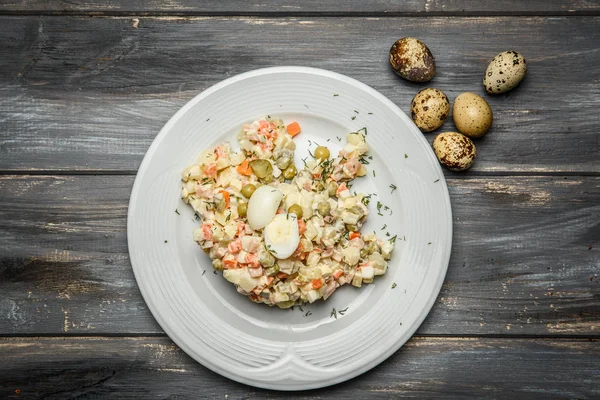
(128, 67), (452, 390)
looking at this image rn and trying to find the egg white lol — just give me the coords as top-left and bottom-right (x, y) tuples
(264, 213), (300, 260)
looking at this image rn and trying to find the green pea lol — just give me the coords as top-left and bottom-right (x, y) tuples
(283, 165), (297, 180)
(237, 202), (248, 218)
(314, 146), (330, 161)
(317, 201), (331, 216)
(288, 204), (303, 219)
(241, 184), (256, 198)
(327, 181), (338, 197)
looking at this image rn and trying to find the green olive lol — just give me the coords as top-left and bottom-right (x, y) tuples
(288, 204), (303, 219)
(314, 146), (330, 160)
(317, 201), (331, 216)
(237, 202), (248, 218)
(241, 184), (256, 198)
(283, 165), (297, 180)
(249, 159), (273, 179)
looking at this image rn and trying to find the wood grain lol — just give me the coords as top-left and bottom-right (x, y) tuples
(0, 336), (597, 398)
(0, 16), (598, 173)
(0, 175), (597, 336)
(1, 0), (598, 15)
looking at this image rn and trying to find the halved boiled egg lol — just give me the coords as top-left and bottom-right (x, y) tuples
(247, 185), (283, 230)
(264, 213), (300, 259)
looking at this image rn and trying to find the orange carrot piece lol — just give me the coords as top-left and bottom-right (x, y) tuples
(219, 190), (230, 208)
(286, 122), (301, 137)
(297, 219), (307, 235)
(333, 269), (344, 279)
(236, 160), (252, 176)
(349, 231), (361, 240)
(312, 279), (323, 290)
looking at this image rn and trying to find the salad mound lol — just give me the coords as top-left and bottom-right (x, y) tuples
(181, 117), (395, 308)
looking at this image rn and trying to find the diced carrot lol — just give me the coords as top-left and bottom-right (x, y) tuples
(201, 223), (213, 241)
(333, 269), (344, 279)
(227, 239), (242, 254)
(219, 190), (230, 208)
(277, 272), (289, 280)
(349, 231), (361, 240)
(312, 279), (323, 290)
(297, 219), (306, 235)
(245, 253), (260, 268)
(223, 257), (237, 269)
(204, 163), (217, 178)
(293, 241), (304, 258)
(214, 145), (226, 159)
(286, 122), (301, 137)
(236, 159), (252, 176)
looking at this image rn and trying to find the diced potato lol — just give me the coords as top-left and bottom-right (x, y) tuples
(338, 188), (352, 200)
(211, 225), (224, 242)
(188, 165), (202, 179)
(382, 241), (394, 259)
(342, 247), (360, 265)
(306, 252), (320, 266)
(351, 271), (363, 287)
(343, 197), (357, 209)
(223, 221), (238, 239)
(347, 133), (362, 145)
(185, 180), (197, 193)
(195, 150), (215, 166)
(236, 250), (248, 263)
(271, 291), (289, 303)
(356, 165), (367, 177)
(278, 259), (294, 274)
(319, 264), (333, 277)
(306, 289), (321, 303)
(342, 211), (360, 225)
(223, 268), (260, 292)
(230, 152), (245, 166)
(361, 266), (374, 280)
(192, 228), (204, 242)
(216, 157), (230, 171)
(304, 221), (318, 241)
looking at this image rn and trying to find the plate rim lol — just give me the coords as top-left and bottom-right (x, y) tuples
(128, 66), (453, 390)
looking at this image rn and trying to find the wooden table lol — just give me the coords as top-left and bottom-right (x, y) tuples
(1, 1), (598, 398)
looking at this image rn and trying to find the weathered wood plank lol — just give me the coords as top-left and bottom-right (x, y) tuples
(0, 336), (597, 398)
(0, 0), (598, 15)
(0, 16), (598, 173)
(0, 175), (597, 335)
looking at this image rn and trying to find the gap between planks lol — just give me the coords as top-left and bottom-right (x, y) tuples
(0, 333), (597, 340)
(0, 11), (599, 17)
(0, 170), (597, 177)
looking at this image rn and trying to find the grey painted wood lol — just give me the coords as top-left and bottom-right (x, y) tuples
(0, 336), (597, 398)
(1, 0), (598, 15)
(0, 175), (597, 335)
(0, 16), (598, 173)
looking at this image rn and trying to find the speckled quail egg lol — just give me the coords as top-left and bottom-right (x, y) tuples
(389, 37), (436, 83)
(483, 50), (527, 94)
(410, 88), (450, 132)
(433, 132), (477, 171)
(452, 92), (493, 138)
